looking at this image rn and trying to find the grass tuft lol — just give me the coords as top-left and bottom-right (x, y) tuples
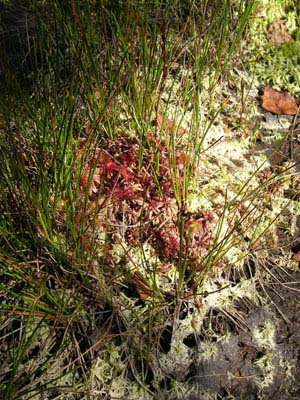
(2, 1), (298, 398)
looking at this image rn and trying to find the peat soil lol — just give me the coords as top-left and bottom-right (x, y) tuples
(184, 267), (300, 400)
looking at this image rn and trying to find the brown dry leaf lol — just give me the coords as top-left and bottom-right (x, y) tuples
(267, 20), (291, 45)
(260, 87), (298, 115)
(132, 272), (153, 301)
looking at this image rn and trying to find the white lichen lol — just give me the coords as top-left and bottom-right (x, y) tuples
(253, 321), (276, 350)
(255, 352), (275, 388)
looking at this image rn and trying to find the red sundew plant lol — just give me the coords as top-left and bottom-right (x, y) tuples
(75, 134), (215, 271)
(256, 167), (283, 194)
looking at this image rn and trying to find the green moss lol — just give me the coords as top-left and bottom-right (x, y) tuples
(248, 0), (300, 93)
(255, 41), (300, 92)
(292, 28), (300, 41)
(276, 39), (300, 58)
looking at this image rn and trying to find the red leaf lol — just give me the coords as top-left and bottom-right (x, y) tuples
(104, 160), (119, 173)
(112, 187), (134, 201)
(120, 166), (133, 180)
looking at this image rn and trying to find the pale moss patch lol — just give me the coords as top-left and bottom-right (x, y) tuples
(224, 246), (249, 268)
(202, 276), (259, 310)
(91, 349), (153, 399)
(278, 356), (295, 381)
(158, 341), (193, 379)
(255, 352), (275, 388)
(253, 321), (276, 350)
(91, 345), (125, 385)
(109, 377), (153, 400)
(198, 341), (218, 361)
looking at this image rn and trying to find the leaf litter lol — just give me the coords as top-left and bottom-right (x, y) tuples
(260, 87), (298, 115)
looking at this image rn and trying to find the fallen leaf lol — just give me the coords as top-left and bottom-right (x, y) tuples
(132, 272), (153, 301)
(260, 87), (298, 115)
(267, 20), (291, 45)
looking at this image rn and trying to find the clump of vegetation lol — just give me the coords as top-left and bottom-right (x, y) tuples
(248, 0), (300, 93)
(1, 1), (299, 399)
